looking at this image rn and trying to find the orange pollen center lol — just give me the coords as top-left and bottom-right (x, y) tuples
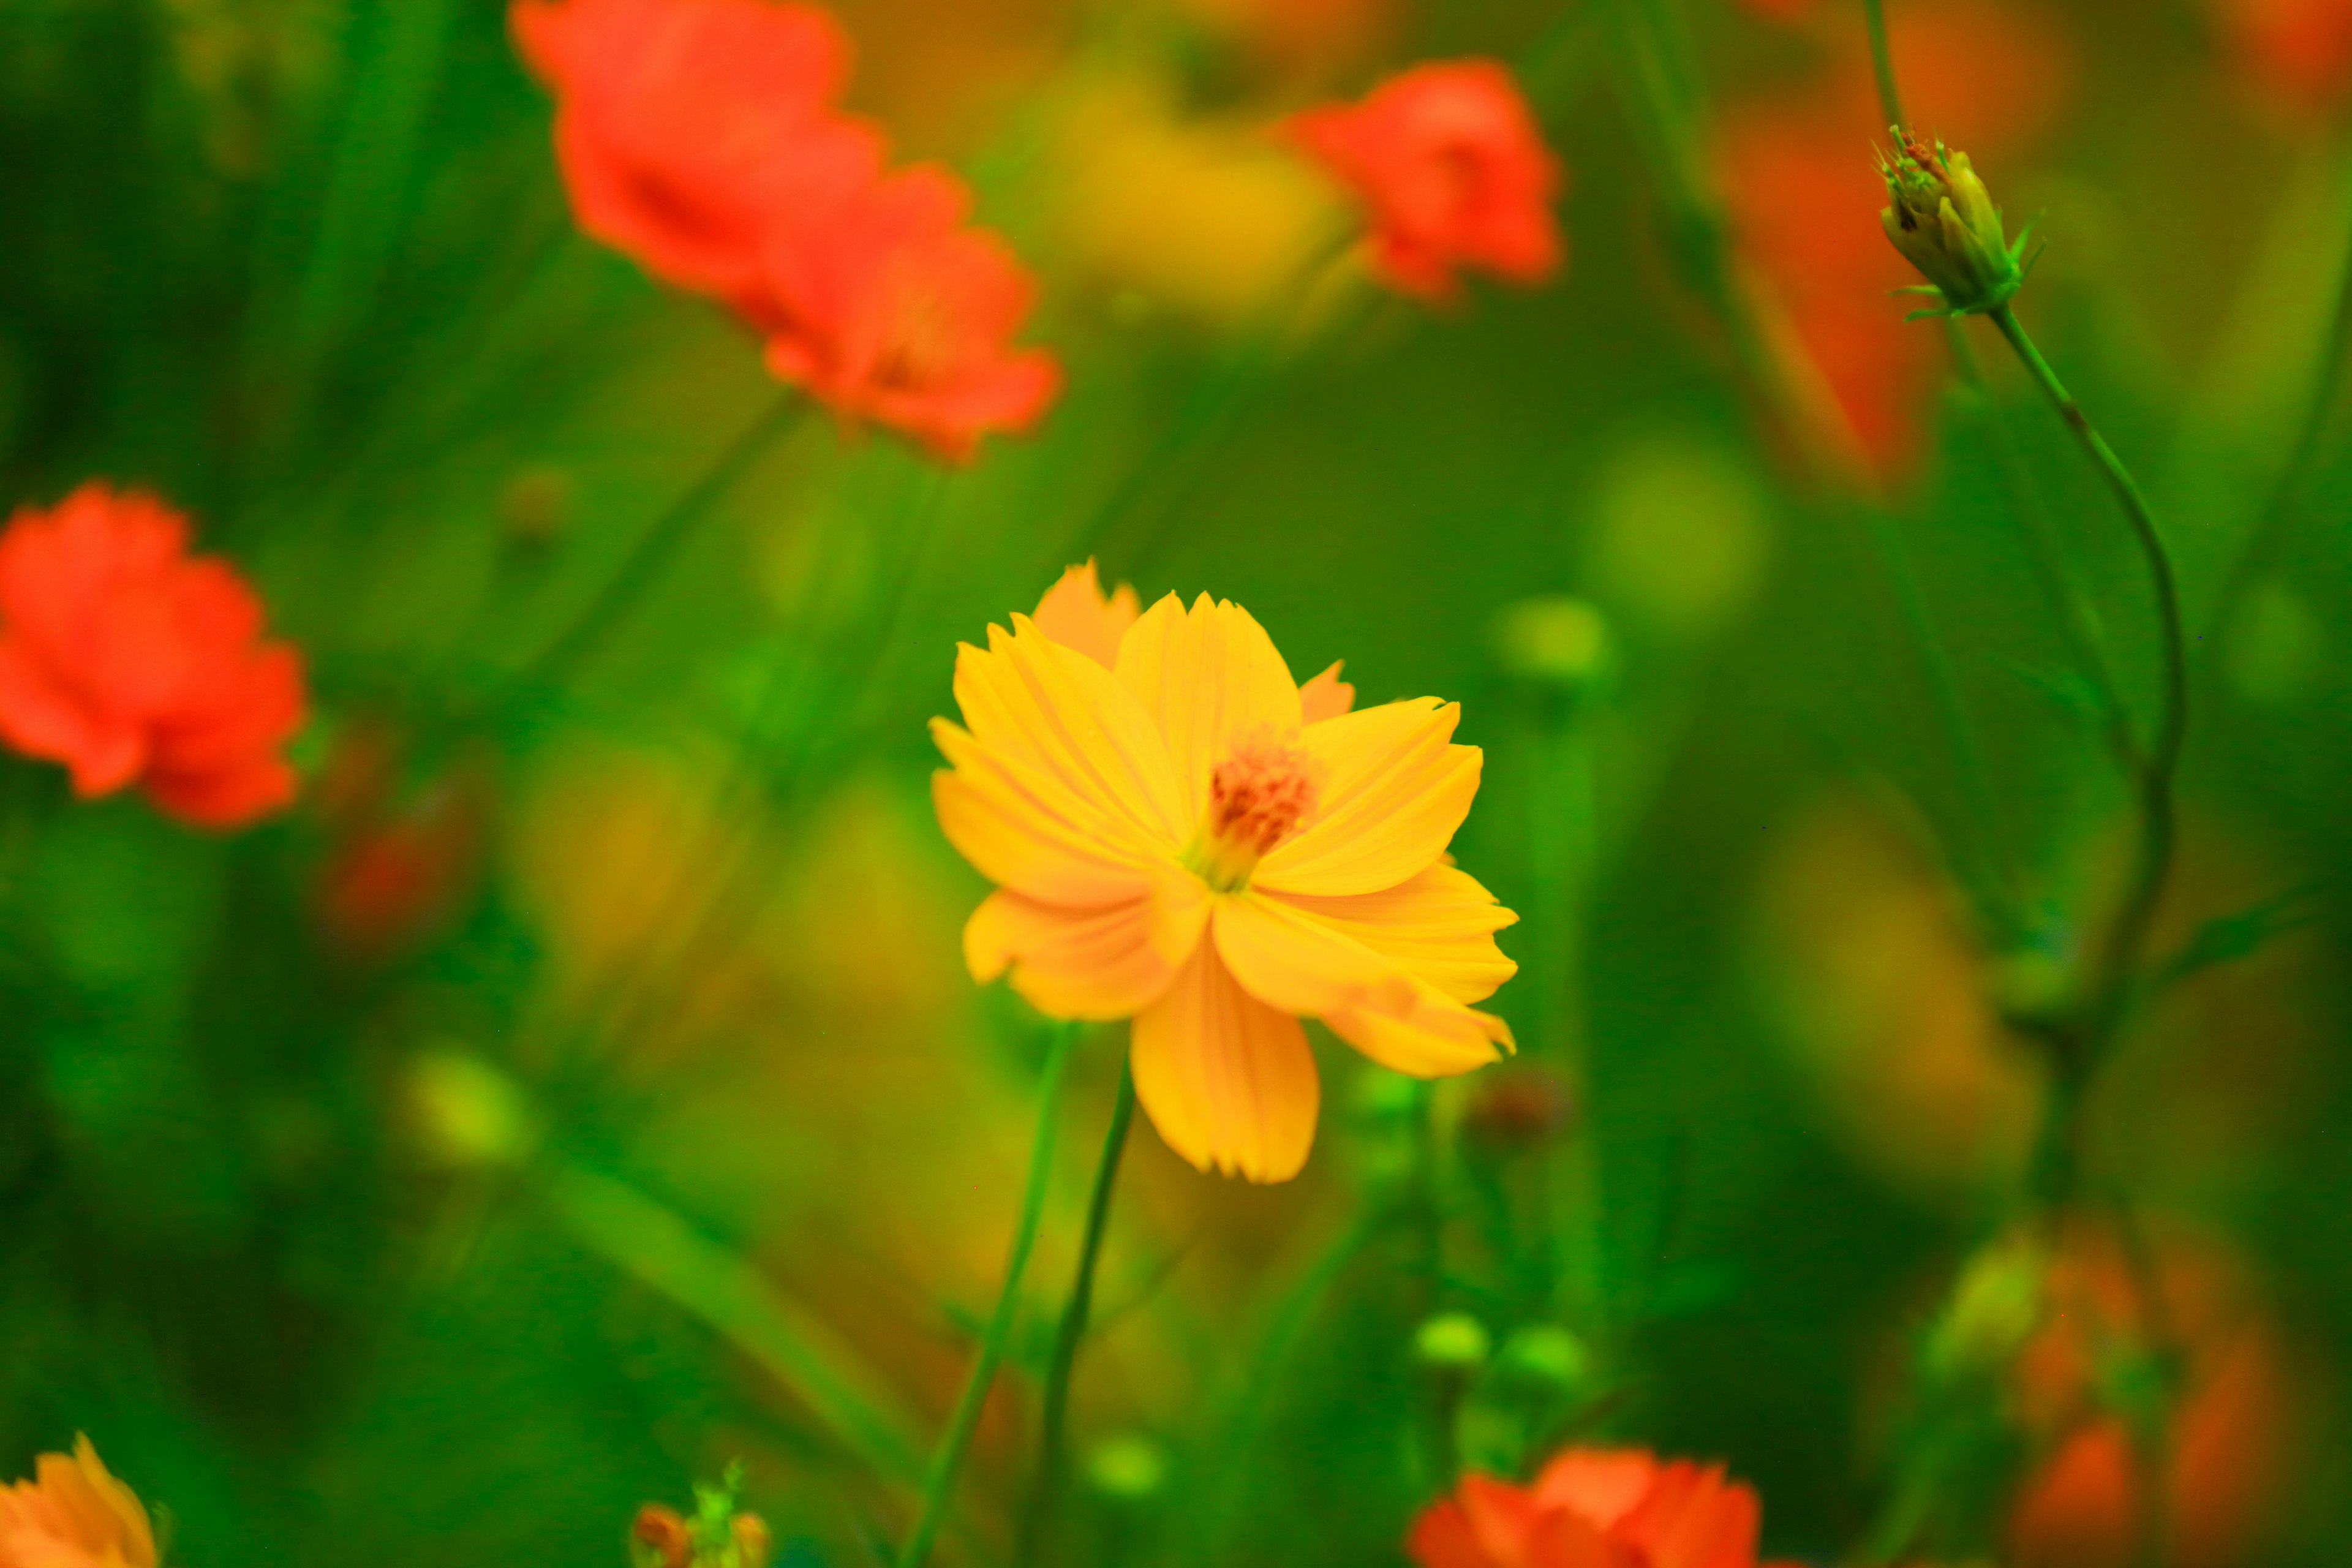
(1184, 733), (1320, 891)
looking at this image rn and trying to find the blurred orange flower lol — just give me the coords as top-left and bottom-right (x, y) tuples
(2212, 0), (2352, 110)
(933, 584), (1516, 1181)
(2006, 1222), (2299, 1568)
(1291, 60), (1564, 301)
(0, 1436), (157, 1568)
(1408, 1446), (1800, 1568)
(0, 483), (305, 827)
(758, 164), (1061, 461)
(511, 0), (883, 313)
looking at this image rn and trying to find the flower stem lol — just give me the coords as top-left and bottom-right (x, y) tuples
(530, 390), (803, 684)
(1020, 1060), (1137, 1565)
(1988, 305), (2188, 1069)
(897, 1022), (1080, 1568)
(1861, 0), (1905, 130)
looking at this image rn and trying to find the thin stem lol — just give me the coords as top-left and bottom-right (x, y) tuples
(898, 1024), (1080, 1568)
(1988, 306), (2188, 1065)
(1860, 0), (1905, 130)
(1020, 1061), (1138, 1565)
(529, 391), (803, 684)
(545, 1164), (931, 1488)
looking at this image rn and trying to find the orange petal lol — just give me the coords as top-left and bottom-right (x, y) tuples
(933, 722), (1163, 907)
(1129, 941), (1319, 1182)
(953, 615), (1188, 844)
(963, 873), (1209, 1020)
(1254, 698), (1480, 897)
(1298, 659), (1355, 723)
(1270, 862), (1517, 1004)
(1213, 892), (1510, 1077)
(1114, 592), (1303, 823)
(1032, 560), (1140, 669)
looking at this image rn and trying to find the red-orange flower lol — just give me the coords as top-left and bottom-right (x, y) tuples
(512, 0), (884, 309)
(1409, 1448), (1801, 1568)
(1290, 59), (1564, 300)
(0, 484), (304, 828)
(0, 1435), (157, 1568)
(758, 164), (1061, 460)
(2212, 0), (2352, 110)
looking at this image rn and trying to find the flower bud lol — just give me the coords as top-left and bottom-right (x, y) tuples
(728, 1513), (773, 1568)
(1879, 129), (2034, 318)
(1085, 1432), (1170, 1502)
(631, 1506), (693, 1568)
(1923, 1227), (2049, 1389)
(1414, 1311), (1493, 1373)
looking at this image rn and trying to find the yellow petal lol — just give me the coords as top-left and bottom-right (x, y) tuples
(1213, 891), (1510, 1077)
(954, 615), (1189, 845)
(1270, 862), (1518, 1004)
(1032, 560), (1140, 669)
(1114, 592), (1303, 822)
(933, 722), (1161, 907)
(1129, 941), (1319, 1182)
(1254, 699), (1480, 897)
(963, 873), (1210, 1020)
(1298, 660), (1355, 723)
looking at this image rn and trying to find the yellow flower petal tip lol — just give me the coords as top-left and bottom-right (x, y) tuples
(933, 584), (1518, 1182)
(0, 1435), (159, 1568)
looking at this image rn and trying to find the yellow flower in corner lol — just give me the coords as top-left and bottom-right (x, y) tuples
(933, 569), (1517, 1182)
(0, 1436), (157, 1568)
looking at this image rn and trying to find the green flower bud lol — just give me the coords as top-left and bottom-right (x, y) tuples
(1879, 129), (2036, 319)
(1085, 1433), (1169, 1501)
(1414, 1312), (1493, 1373)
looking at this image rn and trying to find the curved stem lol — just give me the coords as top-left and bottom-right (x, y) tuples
(1988, 306), (2188, 1066)
(1020, 1061), (1137, 1565)
(529, 391), (802, 684)
(897, 1023), (1079, 1568)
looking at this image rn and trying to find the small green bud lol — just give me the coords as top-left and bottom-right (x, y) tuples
(1414, 1312), (1493, 1372)
(1879, 129), (2036, 318)
(1493, 1324), (1591, 1393)
(1493, 597), (1613, 691)
(1923, 1228), (2049, 1388)
(1085, 1433), (1169, 1501)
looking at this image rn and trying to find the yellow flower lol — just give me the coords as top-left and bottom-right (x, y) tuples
(0, 1436), (157, 1568)
(933, 575), (1517, 1181)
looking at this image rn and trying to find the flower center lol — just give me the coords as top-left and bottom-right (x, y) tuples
(1182, 730), (1321, 892)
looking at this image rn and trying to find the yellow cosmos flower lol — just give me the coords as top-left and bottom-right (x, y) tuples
(932, 568), (1517, 1182)
(0, 1436), (157, 1568)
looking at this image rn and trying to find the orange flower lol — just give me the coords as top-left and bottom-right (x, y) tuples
(0, 483), (305, 828)
(2212, 0), (2352, 110)
(2005, 1223), (2297, 1568)
(1290, 59), (1564, 300)
(0, 1436), (157, 1568)
(512, 0), (884, 311)
(1408, 1447), (1801, 1568)
(933, 581), (1515, 1181)
(758, 164), (1061, 461)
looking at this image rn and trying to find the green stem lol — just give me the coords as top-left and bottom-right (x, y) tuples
(529, 391), (802, 684)
(1861, 0), (1905, 130)
(898, 1024), (1080, 1568)
(2210, 132), (2352, 640)
(545, 1164), (931, 1487)
(1988, 305), (2188, 1066)
(1020, 1061), (1137, 1565)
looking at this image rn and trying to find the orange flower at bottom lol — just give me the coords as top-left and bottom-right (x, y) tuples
(1409, 1448), (1802, 1568)
(932, 576), (1516, 1181)
(0, 1436), (157, 1568)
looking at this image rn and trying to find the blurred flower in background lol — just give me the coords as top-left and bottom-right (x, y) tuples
(1291, 60), (1564, 301)
(0, 484), (306, 828)
(0, 1437), (156, 1568)
(2211, 0), (2352, 112)
(1408, 1447), (1800, 1568)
